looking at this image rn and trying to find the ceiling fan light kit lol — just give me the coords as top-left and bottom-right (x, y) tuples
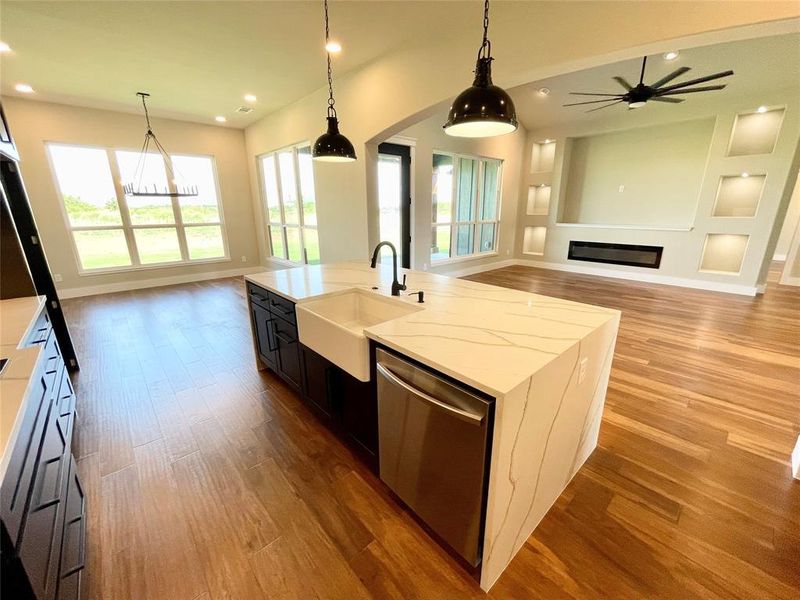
(312, 0), (356, 162)
(125, 92), (198, 198)
(564, 56), (734, 113)
(443, 0), (518, 138)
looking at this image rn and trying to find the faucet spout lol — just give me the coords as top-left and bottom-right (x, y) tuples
(370, 241), (407, 296)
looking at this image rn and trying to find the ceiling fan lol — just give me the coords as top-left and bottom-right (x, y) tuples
(563, 56), (733, 112)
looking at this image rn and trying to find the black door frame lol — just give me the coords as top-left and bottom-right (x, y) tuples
(377, 142), (411, 269)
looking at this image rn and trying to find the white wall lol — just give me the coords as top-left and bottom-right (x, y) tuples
(243, 8), (798, 271)
(3, 97), (260, 294)
(561, 118), (715, 228)
(515, 87), (800, 293)
(775, 175), (800, 258)
(382, 112), (526, 275)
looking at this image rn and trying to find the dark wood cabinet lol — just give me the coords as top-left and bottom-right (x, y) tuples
(1, 307), (86, 600)
(273, 316), (302, 392)
(251, 303), (277, 371)
(247, 283), (378, 470)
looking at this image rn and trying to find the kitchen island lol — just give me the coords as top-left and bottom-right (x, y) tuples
(245, 262), (619, 591)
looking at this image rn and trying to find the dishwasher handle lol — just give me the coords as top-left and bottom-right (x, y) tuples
(376, 362), (485, 425)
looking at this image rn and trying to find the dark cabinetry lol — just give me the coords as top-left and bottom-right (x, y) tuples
(1, 308), (85, 600)
(247, 283), (378, 468)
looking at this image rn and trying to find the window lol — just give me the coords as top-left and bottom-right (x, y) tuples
(48, 144), (227, 272)
(431, 152), (502, 262)
(259, 144), (319, 264)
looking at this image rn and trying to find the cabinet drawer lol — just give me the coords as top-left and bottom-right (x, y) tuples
(57, 569), (82, 600)
(247, 284), (271, 311)
(268, 292), (296, 324)
(273, 315), (298, 342)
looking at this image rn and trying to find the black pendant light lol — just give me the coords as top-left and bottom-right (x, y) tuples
(312, 0), (356, 162)
(443, 0), (517, 138)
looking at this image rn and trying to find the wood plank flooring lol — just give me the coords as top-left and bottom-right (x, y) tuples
(62, 263), (800, 599)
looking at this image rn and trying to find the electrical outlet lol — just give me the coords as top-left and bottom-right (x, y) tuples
(579, 357), (588, 384)
(618, 185), (625, 193)
(240, 255), (247, 263)
(53, 273), (63, 282)
(423, 263), (428, 271)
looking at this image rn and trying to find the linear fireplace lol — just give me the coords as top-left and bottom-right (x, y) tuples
(568, 241), (663, 269)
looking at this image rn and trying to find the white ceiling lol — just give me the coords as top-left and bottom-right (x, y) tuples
(509, 33), (800, 131)
(0, 1), (474, 127)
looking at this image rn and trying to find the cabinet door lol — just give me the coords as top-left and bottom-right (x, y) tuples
(335, 370), (378, 460)
(273, 317), (302, 392)
(300, 345), (334, 418)
(251, 303), (277, 371)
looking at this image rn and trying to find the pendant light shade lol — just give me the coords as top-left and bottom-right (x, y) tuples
(443, 0), (517, 138)
(312, 0), (356, 162)
(313, 116), (356, 162)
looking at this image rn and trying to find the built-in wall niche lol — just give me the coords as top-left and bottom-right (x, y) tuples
(727, 107), (785, 157)
(530, 140), (555, 173)
(527, 184), (551, 216)
(712, 173), (766, 217)
(523, 226), (547, 255)
(699, 233), (749, 274)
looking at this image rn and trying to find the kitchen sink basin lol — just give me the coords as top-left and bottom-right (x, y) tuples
(296, 288), (423, 381)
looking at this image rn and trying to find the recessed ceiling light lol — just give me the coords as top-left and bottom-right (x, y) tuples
(537, 87), (550, 97)
(0, 42), (11, 53)
(244, 94), (257, 103)
(663, 51), (680, 61)
(325, 41), (342, 53)
(757, 105), (768, 113)
(215, 115), (227, 123)
(741, 172), (749, 178)
(542, 138), (553, 144)
(14, 83), (34, 93)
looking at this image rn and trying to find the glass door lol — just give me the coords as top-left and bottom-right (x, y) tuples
(377, 142), (411, 268)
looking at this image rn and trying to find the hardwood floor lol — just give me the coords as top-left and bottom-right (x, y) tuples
(62, 264), (800, 599)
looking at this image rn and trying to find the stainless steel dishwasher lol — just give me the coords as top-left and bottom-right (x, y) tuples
(375, 348), (493, 566)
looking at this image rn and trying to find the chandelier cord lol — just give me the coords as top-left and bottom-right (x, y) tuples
(324, 0), (336, 118)
(478, 0), (492, 60)
(131, 92), (186, 193)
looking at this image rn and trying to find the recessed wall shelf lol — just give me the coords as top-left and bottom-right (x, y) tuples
(699, 233), (749, 275)
(712, 174), (765, 217)
(523, 226), (547, 255)
(727, 107), (785, 157)
(527, 185), (551, 216)
(530, 141), (555, 173)
(554, 223), (693, 232)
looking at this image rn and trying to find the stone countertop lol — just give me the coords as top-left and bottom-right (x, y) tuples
(246, 263), (619, 397)
(0, 296), (47, 481)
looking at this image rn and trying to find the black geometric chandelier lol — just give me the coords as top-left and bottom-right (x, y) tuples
(124, 92), (197, 197)
(443, 0), (518, 138)
(312, 0), (356, 162)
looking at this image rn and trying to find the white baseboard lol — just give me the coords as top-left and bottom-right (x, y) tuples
(57, 266), (265, 299)
(474, 258), (760, 296)
(435, 258), (519, 278)
(792, 434), (800, 481)
(773, 254), (787, 262)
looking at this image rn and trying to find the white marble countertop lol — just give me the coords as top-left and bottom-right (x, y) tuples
(246, 263), (619, 397)
(0, 295), (47, 481)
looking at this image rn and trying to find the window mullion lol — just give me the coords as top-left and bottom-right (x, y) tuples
(473, 160), (483, 255)
(291, 148), (308, 263)
(107, 149), (141, 266)
(167, 171), (190, 261)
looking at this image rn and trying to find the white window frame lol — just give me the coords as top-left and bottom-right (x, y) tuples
(431, 151), (503, 264)
(257, 142), (319, 265)
(45, 142), (230, 275)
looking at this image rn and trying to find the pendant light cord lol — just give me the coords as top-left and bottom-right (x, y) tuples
(478, 0), (492, 60)
(324, 0), (337, 118)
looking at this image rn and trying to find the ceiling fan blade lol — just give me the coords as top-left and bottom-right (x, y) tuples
(650, 66), (691, 89)
(650, 97), (685, 103)
(613, 76), (633, 91)
(587, 100), (623, 113)
(568, 92), (624, 97)
(658, 70), (733, 93)
(658, 85), (727, 96)
(563, 98), (625, 107)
